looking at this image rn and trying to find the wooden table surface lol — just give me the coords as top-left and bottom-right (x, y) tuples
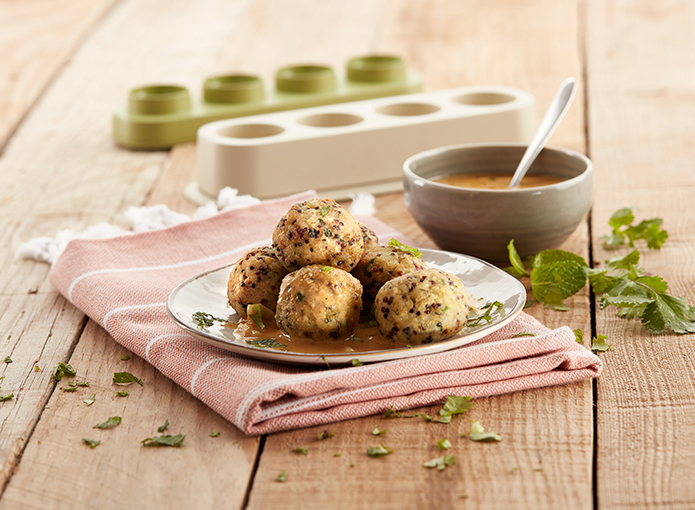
(2, 1), (695, 508)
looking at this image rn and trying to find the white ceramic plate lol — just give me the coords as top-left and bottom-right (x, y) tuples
(167, 248), (526, 365)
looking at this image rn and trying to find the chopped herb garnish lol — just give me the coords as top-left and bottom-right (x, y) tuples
(469, 420), (502, 442)
(82, 438), (100, 448)
(591, 334), (611, 352)
(113, 371), (143, 386)
(141, 434), (185, 447)
(296, 292), (305, 302)
(291, 447), (308, 455)
(276, 470), (287, 482)
(320, 206), (331, 217)
(0, 394), (14, 402)
(511, 332), (536, 338)
(440, 395), (473, 420)
(601, 207), (668, 250)
(192, 311), (225, 329)
(388, 239), (422, 258)
(318, 430), (334, 440)
(437, 438), (452, 450)
(321, 266), (333, 272)
(116, 390), (129, 397)
(94, 416), (122, 429)
(384, 406), (401, 419)
(574, 329), (584, 343)
(61, 386), (77, 392)
(524, 299), (535, 308)
(404, 413), (420, 418)
(210, 431), (220, 437)
(83, 393), (96, 406)
(467, 301), (505, 327)
(333, 452), (341, 457)
(372, 427), (388, 436)
(4, 356), (11, 364)
(423, 455), (456, 470)
(248, 304), (265, 329)
(120, 355), (130, 361)
(52, 362), (76, 382)
(158, 419), (169, 433)
(367, 444), (393, 457)
(321, 354), (331, 369)
(245, 338), (287, 350)
(351, 359), (363, 367)
(75, 381), (90, 387)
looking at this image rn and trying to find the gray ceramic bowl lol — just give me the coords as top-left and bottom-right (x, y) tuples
(403, 143), (593, 264)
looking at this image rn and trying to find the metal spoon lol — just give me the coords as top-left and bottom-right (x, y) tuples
(508, 77), (577, 188)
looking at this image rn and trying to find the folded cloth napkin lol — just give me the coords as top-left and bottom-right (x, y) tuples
(48, 191), (602, 435)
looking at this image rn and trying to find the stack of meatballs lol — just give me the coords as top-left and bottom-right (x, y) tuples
(227, 198), (470, 345)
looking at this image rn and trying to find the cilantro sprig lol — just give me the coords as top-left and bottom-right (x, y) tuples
(388, 239), (422, 258)
(601, 207), (668, 250)
(507, 241), (695, 334)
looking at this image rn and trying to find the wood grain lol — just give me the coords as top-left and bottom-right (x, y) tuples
(587, 1), (695, 508)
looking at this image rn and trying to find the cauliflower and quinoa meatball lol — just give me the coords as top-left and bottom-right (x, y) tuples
(275, 265), (362, 341)
(358, 221), (380, 250)
(375, 268), (469, 344)
(352, 245), (430, 302)
(227, 247), (289, 318)
(272, 198), (364, 272)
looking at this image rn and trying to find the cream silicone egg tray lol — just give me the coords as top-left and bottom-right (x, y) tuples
(113, 55), (421, 150)
(187, 85), (536, 203)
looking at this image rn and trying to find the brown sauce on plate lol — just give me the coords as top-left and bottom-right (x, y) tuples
(435, 172), (565, 189)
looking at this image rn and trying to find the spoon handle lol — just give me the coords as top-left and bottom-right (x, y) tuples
(508, 77), (577, 188)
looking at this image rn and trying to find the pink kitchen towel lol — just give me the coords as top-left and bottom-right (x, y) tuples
(48, 191), (602, 435)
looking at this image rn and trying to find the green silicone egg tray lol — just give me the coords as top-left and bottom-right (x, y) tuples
(113, 55), (422, 150)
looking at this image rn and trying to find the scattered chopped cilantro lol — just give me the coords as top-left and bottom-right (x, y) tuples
(439, 395), (473, 421)
(403, 413), (420, 418)
(75, 381), (90, 387)
(52, 362), (76, 382)
(116, 390), (129, 397)
(210, 431), (220, 437)
(4, 356), (11, 364)
(245, 338), (287, 350)
(318, 430), (334, 440)
(192, 311), (225, 329)
(367, 444), (393, 457)
(469, 420), (501, 442)
(423, 455), (456, 470)
(466, 301), (505, 327)
(142, 434), (185, 447)
(591, 334), (611, 352)
(120, 355), (130, 361)
(384, 406), (401, 418)
(248, 304), (265, 329)
(82, 438), (100, 448)
(351, 359), (363, 367)
(34, 365), (42, 372)
(511, 332), (536, 338)
(321, 266), (333, 272)
(61, 386), (77, 392)
(320, 206), (331, 217)
(437, 438), (452, 450)
(388, 238), (422, 258)
(0, 394), (14, 402)
(372, 427), (388, 436)
(291, 447), (308, 455)
(296, 292), (305, 302)
(113, 371), (143, 386)
(321, 354), (331, 369)
(158, 419), (169, 433)
(601, 207), (668, 250)
(94, 416), (122, 429)
(83, 394), (96, 406)
(333, 452), (341, 457)
(574, 329), (583, 343)
(275, 470), (287, 482)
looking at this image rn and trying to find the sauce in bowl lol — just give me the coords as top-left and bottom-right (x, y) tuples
(434, 171), (565, 189)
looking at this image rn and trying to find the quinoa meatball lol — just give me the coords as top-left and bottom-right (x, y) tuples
(275, 264), (362, 341)
(272, 198), (364, 271)
(358, 221), (380, 250)
(227, 247), (289, 318)
(375, 268), (469, 344)
(352, 245), (429, 302)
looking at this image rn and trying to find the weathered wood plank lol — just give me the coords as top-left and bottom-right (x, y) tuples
(587, 0), (695, 508)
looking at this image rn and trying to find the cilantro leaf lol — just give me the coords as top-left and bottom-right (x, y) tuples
(116, 390), (129, 397)
(423, 454), (456, 470)
(351, 359), (363, 367)
(367, 444), (393, 457)
(52, 362), (76, 382)
(192, 311), (225, 329)
(141, 435), (185, 447)
(158, 419), (169, 433)
(574, 329), (583, 343)
(210, 431), (220, 437)
(384, 406), (401, 418)
(388, 239), (422, 258)
(276, 470), (287, 482)
(641, 293), (695, 334)
(94, 416), (122, 429)
(113, 371), (143, 386)
(469, 420), (502, 442)
(602, 207), (668, 250)
(83, 393), (96, 406)
(82, 438), (100, 448)
(437, 438), (452, 450)
(372, 427), (388, 436)
(291, 447), (308, 455)
(4, 356), (11, 364)
(466, 302), (504, 327)
(440, 395), (473, 418)
(591, 334), (611, 351)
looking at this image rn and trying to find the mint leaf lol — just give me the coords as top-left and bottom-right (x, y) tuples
(291, 447), (308, 455)
(530, 260), (587, 308)
(506, 240), (529, 277)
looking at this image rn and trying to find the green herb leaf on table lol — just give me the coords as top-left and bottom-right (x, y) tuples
(505, 240), (529, 277)
(113, 371), (143, 386)
(94, 416), (122, 429)
(120, 354), (130, 361)
(210, 431), (220, 437)
(367, 444), (393, 457)
(437, 438), (452, 450)
(83, 393), (96, 406)
(158, 419), (169, 433)
(0, 393), (14, 402)
(4, 356), (11, 364)
(192, 311), (225, 329)
(52, 362), (76, 382)
(469, 420), (502, 442)
(387, 239), (422, 258)
(574, 329), (583, 343)
(372, 427), (388, 436)
(591, 334), (611, 352)
(467, 302), (505, 327)
(141, 434), (185, 447)
(384, 405), (401, 419)
(291, 447), (308, 455)
(276, 470), (287, 482)
(423, 455), (456, 470)
(82, 438), (100, 448)
(440, 395), (473, 419)
(351, 359), (363, 367)
(601, 207), (668, 250)
(116, 390), (129, 397)
(317, 430), (334, 440)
